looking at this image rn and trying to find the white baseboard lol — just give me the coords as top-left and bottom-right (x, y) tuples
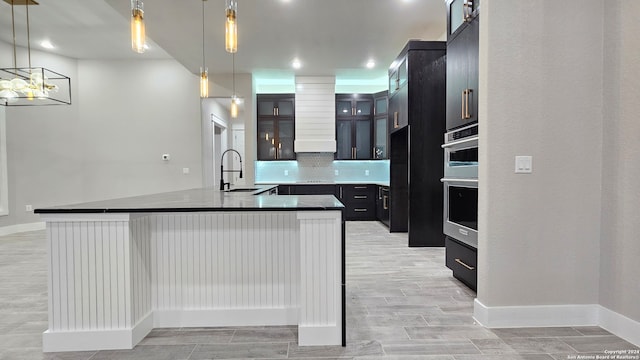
(0, 222), (45, 236)
(298, 325), (342, 346)
(153, 308), (299, 328)
(473, 299), (599, 328)
(599, 306), (640, 347)
(474, 299), (640, 347)
(43, 312), (153, 352)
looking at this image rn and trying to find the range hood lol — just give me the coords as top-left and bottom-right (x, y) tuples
(294, 76), (336, 153)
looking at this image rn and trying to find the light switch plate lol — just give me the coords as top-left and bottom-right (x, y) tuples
(182, 167), (190, 174)
(515, 156), (533, 173)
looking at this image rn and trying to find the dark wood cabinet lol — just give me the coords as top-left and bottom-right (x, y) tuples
(388, 41), (447, 247)
(257, 94), (296, 160)
(373, 91), (389, 159)
(335, 94), (374, 160)
(277, 184), (336, 195)
(376, 185), (390, 227)
(445, 236), (477, 291)
(337, 184), (376, 221)
(446, 13), (479, 130)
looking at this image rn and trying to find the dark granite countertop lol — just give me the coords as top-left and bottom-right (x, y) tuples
(34, 186), (344, 214)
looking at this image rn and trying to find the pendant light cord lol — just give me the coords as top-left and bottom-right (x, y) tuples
(202, 0), (205, 69)
(232, 53), (235, 97)
(11, 0), (17, 68)
(26, 0), (32, 69)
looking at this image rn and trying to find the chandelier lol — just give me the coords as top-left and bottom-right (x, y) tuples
(0, 0), (71, 106)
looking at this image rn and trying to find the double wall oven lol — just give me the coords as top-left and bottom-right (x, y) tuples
(441, 123), (478, 248)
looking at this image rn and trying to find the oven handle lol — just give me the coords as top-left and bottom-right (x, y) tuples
(441, 135), (479, 149)
(441, 178), (479, 184)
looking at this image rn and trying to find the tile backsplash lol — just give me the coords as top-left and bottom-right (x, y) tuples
(255, 153), (390, 183)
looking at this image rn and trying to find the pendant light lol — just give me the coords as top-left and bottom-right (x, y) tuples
(131, 0), (146, 54)
(1, 0), (71, 106)
(230, 53), (238, 118)
(225, 0), (237, 53)
(200, 0), (208, 98)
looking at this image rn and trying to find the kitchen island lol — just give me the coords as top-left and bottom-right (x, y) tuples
(35, 187), (345, 352)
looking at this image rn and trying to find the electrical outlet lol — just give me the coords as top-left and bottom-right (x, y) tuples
(182, 167), (190, 174)
(365, 169), (370, 176)
(25, 204), (33, 212)
(335, 170), (339, 176)
(284, 170), (289, 176)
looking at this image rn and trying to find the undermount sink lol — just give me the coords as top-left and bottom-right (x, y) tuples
(226, 188), (259, 192)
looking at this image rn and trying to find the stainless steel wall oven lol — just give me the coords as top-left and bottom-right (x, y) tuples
(442, 123), (478, 248)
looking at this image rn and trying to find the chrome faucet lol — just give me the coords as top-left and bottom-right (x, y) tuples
(220, 149), (243, 190)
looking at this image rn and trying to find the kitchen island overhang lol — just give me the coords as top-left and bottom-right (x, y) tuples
(35, 188), (345, 352)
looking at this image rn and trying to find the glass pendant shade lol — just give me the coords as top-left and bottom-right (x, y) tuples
(225, 0), (237, 53)
(230, 97), (239, 118)
(131, 0), (146, 54)
(200, 68), (208, 98)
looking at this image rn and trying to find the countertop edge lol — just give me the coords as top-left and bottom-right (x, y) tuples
(35, 206), (345, 214)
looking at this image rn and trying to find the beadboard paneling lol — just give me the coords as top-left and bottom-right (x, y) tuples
(149, 212), (300, 312)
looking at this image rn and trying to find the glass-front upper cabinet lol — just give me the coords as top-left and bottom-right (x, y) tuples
(373, 91), (389, 159)
(335, 94), (375, 160)
(257, 94), (296, 160)
(257, 94), (294, 117)
(336, 95), (372, 118)
(389, 57), (407, 98)
(447, 0), (479, 39)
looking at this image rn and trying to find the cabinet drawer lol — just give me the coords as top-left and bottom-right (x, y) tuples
(445, 236), (477, 291)
(345, 204), (376, 221)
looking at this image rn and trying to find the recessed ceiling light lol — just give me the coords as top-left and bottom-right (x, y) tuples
(40, 40), (54, 49)
(292, 58), (302, 69)
(366, 59), (376, 69)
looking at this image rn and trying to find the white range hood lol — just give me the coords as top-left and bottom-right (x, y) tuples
(294, 76), (336, 153)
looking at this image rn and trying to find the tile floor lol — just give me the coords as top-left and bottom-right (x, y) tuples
(0, 221), (637, 359)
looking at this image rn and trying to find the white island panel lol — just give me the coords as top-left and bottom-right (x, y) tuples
(41, 209), (343, 352)
(150, 212), (300, 327)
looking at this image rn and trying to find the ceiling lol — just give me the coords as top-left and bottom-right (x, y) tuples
(0, 0), (447, 84)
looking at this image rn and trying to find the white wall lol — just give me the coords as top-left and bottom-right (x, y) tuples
(77, 59), (202, 200)
(0, 41), (203, 227)
(478, 0), (603, 307)
(600, 0), (640, 322)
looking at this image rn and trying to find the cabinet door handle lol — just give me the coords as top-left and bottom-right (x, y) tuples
(394, 111), (399, 128)
(465, 89), (472, 119)
(354, 195), (367, 199)
(461, 89), (466, 119)
(339, 186), (343, 198)
(354, 208), (368, 212)
(354, 186), (367, 189)
(463, 0), (473, 21)
(383, 195), (388, 210)
(378, 187), (382, 199)
(395, 78), (400, 91)
(455, 258), (475, 271)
